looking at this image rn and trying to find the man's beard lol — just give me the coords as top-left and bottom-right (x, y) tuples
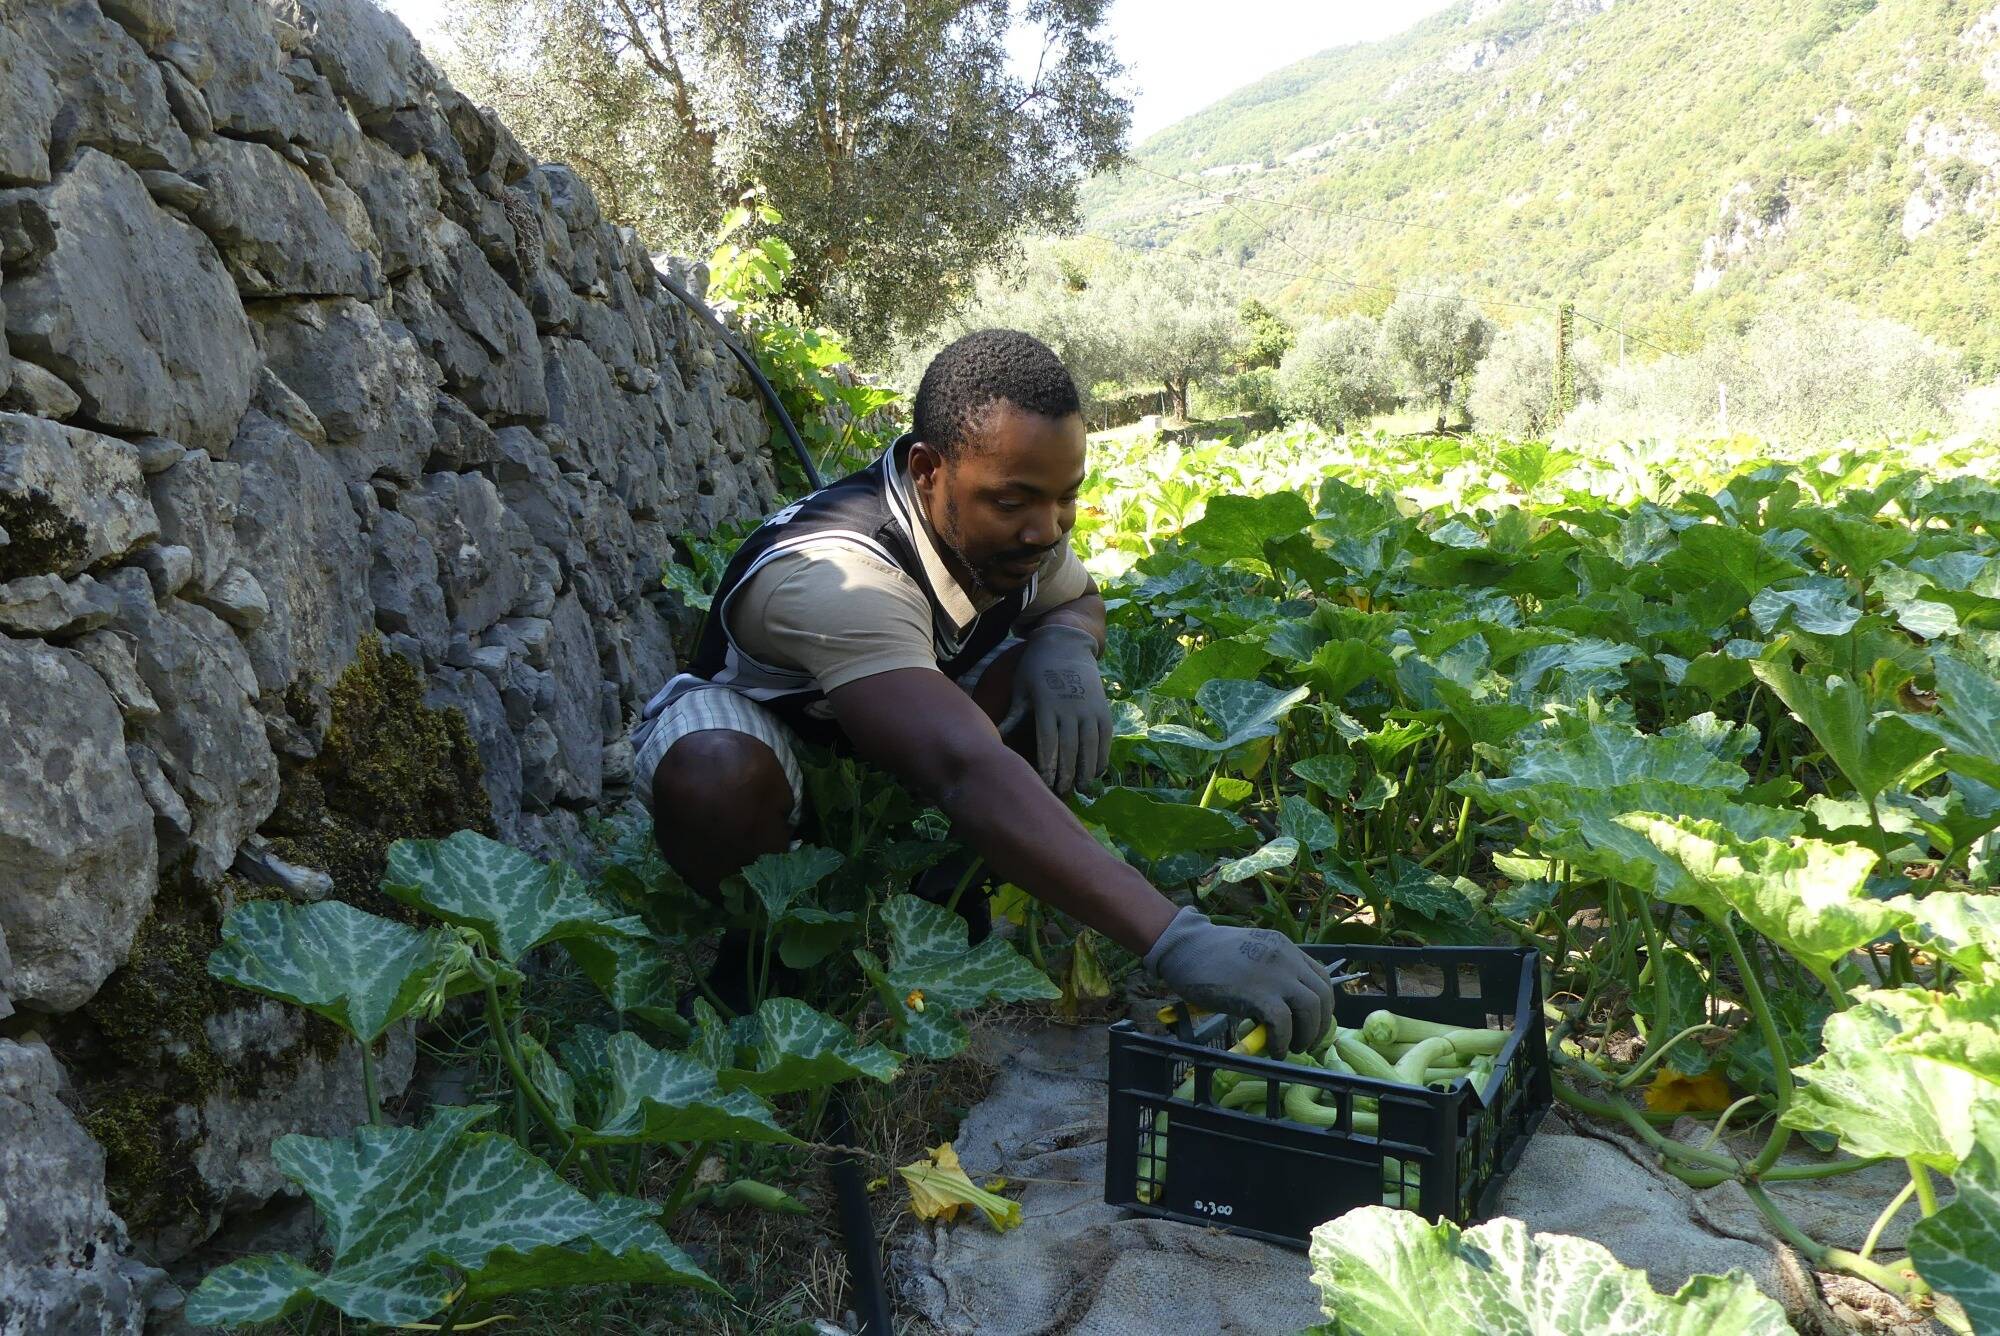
(941, 492), (1049, 596)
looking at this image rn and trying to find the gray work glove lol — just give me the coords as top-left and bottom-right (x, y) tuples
(999, 623), (1112, 796)
(1143, 907), (1335, 1057)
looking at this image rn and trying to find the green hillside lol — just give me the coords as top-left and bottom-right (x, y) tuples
(1084, 0), (2000, 375)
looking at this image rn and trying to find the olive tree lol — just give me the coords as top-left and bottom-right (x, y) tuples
(444, 0), (1129, 352)
(1381, 288), (1496, 433)
(1469, 320), (1603, 438)
(1094, 253), (1242, 421)
(1277, 316), (1399, 433)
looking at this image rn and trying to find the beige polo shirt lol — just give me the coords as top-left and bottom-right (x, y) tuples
(728, 471), (1091, 693)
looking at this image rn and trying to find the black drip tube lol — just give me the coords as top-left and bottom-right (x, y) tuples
(653, 266), (890, 1333)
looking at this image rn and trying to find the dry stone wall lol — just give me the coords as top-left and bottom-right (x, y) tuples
(0, 0), (787, 1328)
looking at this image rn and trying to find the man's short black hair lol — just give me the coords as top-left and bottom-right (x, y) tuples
(914, 328), (1081, 457)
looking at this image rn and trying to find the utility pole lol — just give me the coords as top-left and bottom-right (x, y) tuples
(1553, 301), (1577, 424)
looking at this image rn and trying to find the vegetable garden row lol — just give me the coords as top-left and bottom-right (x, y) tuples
(183, 425), (2000, 1333)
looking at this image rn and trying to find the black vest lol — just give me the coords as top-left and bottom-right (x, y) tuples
(657, 435), (1035, 746)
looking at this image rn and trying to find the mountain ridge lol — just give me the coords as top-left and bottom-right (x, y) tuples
(1082, 0), (2000, 374)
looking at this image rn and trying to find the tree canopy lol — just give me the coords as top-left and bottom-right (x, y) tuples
(446, 0), (1130, 352)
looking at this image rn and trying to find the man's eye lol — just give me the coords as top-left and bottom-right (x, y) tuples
(994, 499), (1023, 513)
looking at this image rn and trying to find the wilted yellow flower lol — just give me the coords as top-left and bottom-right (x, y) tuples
(1643, 1068), (1733, 1113)
(904, 989), (926, 1013)
(896, 1143), (1021, 1232)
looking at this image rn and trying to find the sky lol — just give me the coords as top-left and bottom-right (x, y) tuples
(374, 0), (1456, 146)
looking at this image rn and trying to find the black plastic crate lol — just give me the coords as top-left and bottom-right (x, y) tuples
(1105, 943), (1552, 1248)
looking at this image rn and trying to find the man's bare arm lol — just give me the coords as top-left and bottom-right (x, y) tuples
(827, 667), (1174, 955)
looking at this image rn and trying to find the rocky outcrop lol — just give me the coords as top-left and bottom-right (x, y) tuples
(0, 0), (786, 1326)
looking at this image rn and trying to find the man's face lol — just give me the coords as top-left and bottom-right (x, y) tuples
(910, 402), (1087, 596)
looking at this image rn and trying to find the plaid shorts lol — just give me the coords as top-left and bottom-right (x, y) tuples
(631, 636), (1020, 829)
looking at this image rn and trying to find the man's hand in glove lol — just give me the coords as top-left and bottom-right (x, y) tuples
(999, 623), (1112, 795)
(1142, 906), (1335, 1057)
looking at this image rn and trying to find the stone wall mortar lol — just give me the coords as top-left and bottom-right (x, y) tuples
(0, 1), (787, 1325)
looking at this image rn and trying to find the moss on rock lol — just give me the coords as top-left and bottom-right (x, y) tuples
(267, 634), (494, 919)
(0, 485), (91, 581)
(56, 635), (492, 1239)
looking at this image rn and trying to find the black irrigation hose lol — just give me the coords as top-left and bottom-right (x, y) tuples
(655, 268), (891, 1332)
(654, 266), (825, 491)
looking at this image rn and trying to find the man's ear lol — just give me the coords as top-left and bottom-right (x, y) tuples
(907, 440), (944, 489)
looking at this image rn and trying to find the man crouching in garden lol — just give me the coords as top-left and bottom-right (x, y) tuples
(631, 328), (1333, 1052)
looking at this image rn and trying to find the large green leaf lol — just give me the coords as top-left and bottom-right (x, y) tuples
(579, 1032), (796, 1146)
(1749, 577), (1863, 637)
(1279, 794), (1341, 854)
(207, 901), (477, 1044)
(1082, 787), (1245, 861)
(1782, 990), (2000, 1171)
(721, 997), (903, 1095)
(1213, 837), (1300, 884)
(1877, 981), (2000, 1086)
(1153, 638), (1272, 698)
(1749, 661), (1942, 803)
(1893, 891), (2000, 980)
(877, 894), (1058, 1058)
(1661, 522), (1807, 603)
(1469, 725), (1748, 798)
(1146, 678), (1311, 754)
(382, 831), (644, 963)
(735, 845), (843, 920)
(1183, 490), (1314, 563)
(1302, 1206), (1792, 1336)
(1909, 1113), (2000, 1334)
(182, 1107), (717, 1327)
(1909, 652), (2000, 789)
(561, 932), (686, 1034)
(1613, 816), (1906, 968)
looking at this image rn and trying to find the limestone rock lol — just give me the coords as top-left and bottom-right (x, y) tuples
(0, 360), (83, 419)
(150, 57), (213, 139)
(276, 0), (426, 123)
(131, 434), (187, 475)
(1, 151), (257, 453)
(227, 410), (374, 698)
(130, 543), (194, 599)
(0, 636), (158, 1012)
(9, 0), (191, 174)
(430, 391), (500, 471)
(194, 564), (270, 630)
(0, 1038), (166, 1334)
(157, 1003), (414, 1261)
(398, 469), (536, 636)
(124, 738), (193, 863)
(70, 628), (159, 722)
(187, 136), (378, 299)
(0, 412), (158, 581)
(252, 365), (327, 448)
(0, 924), (13, 1020)
(230, 835), (333, 900)
(110, 595), (279, 883)
(540, 590), (605, 805)
(402, 219), (546, 419)
(336, 135), (441, 280)
(252, 297), (439, 486)
(106, 0), (299, 144)
(425, 666), (521, 824)
(368, 507), (448, 661)
(0, 31), (60, 187)
(146, 450), (240, 591)
(0, 572), (117, 638)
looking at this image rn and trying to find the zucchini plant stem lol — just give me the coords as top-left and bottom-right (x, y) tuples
(1743, 1184), (1963, 1331)
(1710, 913), (1794, 1175)
(1859, 1179), (1919, 1261)
(1909, 1160), (1940, 1218)
(481, 980), (613, 1195)
(358, 1039), (383, 1125)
